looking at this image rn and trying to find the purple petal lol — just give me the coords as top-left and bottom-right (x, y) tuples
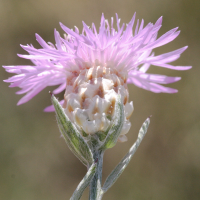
(4, 74), (25, 82)
(144, 28), (180, 49)
(128, 76), (178, 93)
(153, 63), (192, 70)
(35, 34), (51, 49)
(146, 46), (188, 64)
(53, 82), (66, 94)
(17, 84), (47, 105)
(44, 99), (64, 112)
(54, 29), (62, 50)
(128, 71), (181, 84)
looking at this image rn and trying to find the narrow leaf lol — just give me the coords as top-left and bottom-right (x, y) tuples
(102, 117), (150, 193)
(51, 94), (94, 166)
(70, 162), (97, 200)
(100, 95), (124, 150)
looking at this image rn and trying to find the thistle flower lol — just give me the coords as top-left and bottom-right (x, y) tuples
(3, 13), (191, 142)
(3, 13), (191, 199)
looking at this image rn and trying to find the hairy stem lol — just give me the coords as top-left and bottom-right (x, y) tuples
(89, 151), (104, 200)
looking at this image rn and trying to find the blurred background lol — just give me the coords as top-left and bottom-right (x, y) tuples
(0, 0), (199, 199)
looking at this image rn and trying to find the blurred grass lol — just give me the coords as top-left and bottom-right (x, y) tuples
(0, 0), (200, 199)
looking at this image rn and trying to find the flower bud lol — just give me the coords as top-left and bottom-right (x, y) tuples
(63, 65), (134, 143)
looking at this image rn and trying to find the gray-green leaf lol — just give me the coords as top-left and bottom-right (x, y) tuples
(51, 94), (94, 166)
(102, 117), (150, 193)
(70, 162), (97, 200)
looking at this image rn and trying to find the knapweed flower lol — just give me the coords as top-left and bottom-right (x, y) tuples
(3, 13), (191, 142)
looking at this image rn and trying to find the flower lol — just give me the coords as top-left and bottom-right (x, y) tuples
(3, 13), (191, 140)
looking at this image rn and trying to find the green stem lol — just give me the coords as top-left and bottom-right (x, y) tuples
(89, 151), (104, 200)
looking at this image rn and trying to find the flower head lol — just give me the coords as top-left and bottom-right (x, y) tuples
(3, 13), (191, 140)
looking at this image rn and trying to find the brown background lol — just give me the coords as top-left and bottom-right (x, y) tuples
(0, 0), (199, 199)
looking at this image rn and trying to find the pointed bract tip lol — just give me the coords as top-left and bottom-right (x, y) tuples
(49, 91), (53, 96)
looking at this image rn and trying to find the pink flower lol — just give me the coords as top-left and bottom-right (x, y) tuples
(3, 13), (191, 111)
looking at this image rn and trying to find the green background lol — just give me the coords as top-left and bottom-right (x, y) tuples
(0, 0), (199, 199)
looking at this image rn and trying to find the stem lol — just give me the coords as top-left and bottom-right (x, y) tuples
(89, 151), (104, 200)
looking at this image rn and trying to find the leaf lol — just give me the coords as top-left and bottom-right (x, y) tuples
(51, 94), (94, 166)
(102, 117), (150, 193)
(100, 95), (124, 150)
(70, 162), (97, 200)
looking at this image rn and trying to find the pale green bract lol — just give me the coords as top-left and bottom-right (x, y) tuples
(52, 93), (94, 167)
